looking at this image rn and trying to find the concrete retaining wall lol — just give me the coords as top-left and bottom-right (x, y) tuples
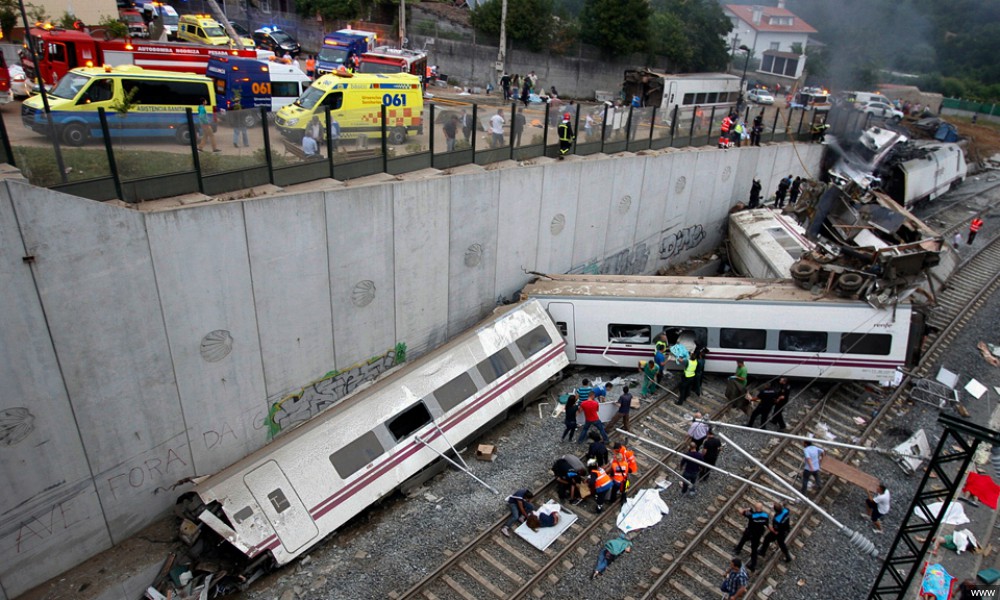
(0, 141), (823, 597)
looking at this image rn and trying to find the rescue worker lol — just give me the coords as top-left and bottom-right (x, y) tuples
(612, 442), (638, 476)
(305, 54), (316, 79)
(675, 351), (698, 406)
(810, 121), (829, 143)
(759, 501), (793, 562)
(558, 112), (575, 159)
(734, 502), (770, 571)
(607, 452), (630, 504)
(587, 459), (613, 513)
(719, 112), (734, 148)
(968, 216), (984, 245)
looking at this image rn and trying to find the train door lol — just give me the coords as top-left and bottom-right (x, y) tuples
(666, 80), (678, 119)
(546, 302), (576, 360)
(243, 460), (318, 553)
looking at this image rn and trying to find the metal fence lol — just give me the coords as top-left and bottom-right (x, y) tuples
(941, 97), (1000, 118)
(0, 101), (826, 204)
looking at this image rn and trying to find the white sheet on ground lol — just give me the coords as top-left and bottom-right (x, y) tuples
(914, 501), (970, 525)
(616, 488), (670, 533)
(515, 500), (579, 551)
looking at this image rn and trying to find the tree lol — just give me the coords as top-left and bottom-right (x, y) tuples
(470, 0), (555, 52)
(98, 14), (128, 39)
(294, 0), (359, 22)
(579, 0), (650, 55)
(646, 11), (691, 69)
(649, 0), (731, 71)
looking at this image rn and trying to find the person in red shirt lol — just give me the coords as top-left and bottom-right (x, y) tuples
(576, 392), (609, 443)
(968, 216), (984, 245)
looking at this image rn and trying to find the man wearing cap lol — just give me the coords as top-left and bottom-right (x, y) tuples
(558, 111), (575, 159)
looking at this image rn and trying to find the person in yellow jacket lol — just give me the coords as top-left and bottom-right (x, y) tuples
(587, 459), (613, 513)
(558, 112), (575, 159)
(675, 353), (698, 406)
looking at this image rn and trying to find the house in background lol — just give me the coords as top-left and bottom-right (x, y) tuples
(723, 1), (816, 81)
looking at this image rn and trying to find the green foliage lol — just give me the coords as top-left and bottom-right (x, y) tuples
(294, 0), (359, 22)
(470, 0), (554, 52)
(25, 2), (46, 23)
(646, 11), (690, 67)
(98, 14), (129, 39)
(579, 0), (650, 55)
(804, 45), (827, 81)
(57, 11), (76, 29)
(110, 86), (139, 116)
(650, 0), (731, 72)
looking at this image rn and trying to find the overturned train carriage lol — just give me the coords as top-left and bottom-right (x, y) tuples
(177, 300), (568, 576)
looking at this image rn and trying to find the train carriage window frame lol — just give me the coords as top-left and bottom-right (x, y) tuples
(515, 325), (553, 358)
(658, 325), (708, 349)
(329, 430), (385, 479)
(436, 372), (480, 412)
(840, 332), (893, 356)
(608, 323), (651, 344)
(387, 401), (433, 441)
(476, 347), (518, 386)
(719, 327), (768, 350)
(778, 330), (828, 353)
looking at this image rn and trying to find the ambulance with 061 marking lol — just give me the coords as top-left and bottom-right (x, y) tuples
(274, 70), (422, 144)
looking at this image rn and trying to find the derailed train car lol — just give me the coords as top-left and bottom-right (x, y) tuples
(176, 300), (567, 581)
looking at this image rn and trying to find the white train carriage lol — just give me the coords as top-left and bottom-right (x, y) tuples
(180, 300), (567, 569)
(887, 143), (967, 207)
(522, 275), (917, 382)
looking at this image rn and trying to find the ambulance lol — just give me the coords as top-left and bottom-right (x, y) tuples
(207, 55), (312, 124)
(274, 71), (422, 144)
(21, 65), (215, 146)
(177, 14), (254, 48)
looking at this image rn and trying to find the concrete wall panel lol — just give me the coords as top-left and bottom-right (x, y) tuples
(448, 172), (500, 336)
(245, 193), (334, 400)
(146, 204), (267, 478)
(327, 185), (396, 368)
(10, 182), (186, 540)
(604, 156), (647, 274)
(536, 163), (581, 274)
(754, 145), (781, 200)
(570, 158), (615, 271)
(734, 146), (763, 206)
(0, 186), (113, 598)
(635, 152), (675, 266)
(393, 179), (451, 354)
(494, 166), (544, 300)
(656, 151), (699, 270)
(714, 148), (743, 211)
(771, 146), (796, 194)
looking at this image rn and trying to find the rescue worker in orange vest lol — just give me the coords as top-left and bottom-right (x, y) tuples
(305, 55), (316, 79)
(676, 353), (699, 406)
(608, 444), (637, 504)
(613, 442), (639, 476)
(587, 459), (614, 513)
(719, 112), (734, 148)
(968, 216), (984, 245)
(558, 112), (575, 160)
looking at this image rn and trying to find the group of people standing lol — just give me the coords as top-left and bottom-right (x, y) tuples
(499, 71), (540, 107)
(747, 174), (803, 209)
(719, 111), (765, 149)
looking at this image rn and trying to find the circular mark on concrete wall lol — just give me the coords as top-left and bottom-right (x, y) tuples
(721, 166), (732, 182)
(200, 330), (233, 362)
(465, 243), (484, 267)
(550, 213), (566, 235)
(0, 407), (34, 446)
(675, 176), (687, 194)
(352, 280), (376, 307)
(619, 195), (632, 214)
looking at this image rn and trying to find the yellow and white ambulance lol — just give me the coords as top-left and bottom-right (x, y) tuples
(177, 14), (254, 48)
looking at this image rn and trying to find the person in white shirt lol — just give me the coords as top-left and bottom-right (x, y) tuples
(490, 108), (505, 148)
(301, 134), (319, 157)
(864, 482), (890, 533)
(801, 440), (824, 494)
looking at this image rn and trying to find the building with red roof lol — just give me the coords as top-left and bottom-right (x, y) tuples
(723, 1), (817, 81)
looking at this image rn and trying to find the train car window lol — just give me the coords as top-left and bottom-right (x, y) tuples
(840, 333), (892, 356)
(267, 489), (291, 513)
(476, 348), (518, 385)
(329, 431), (385, 479)
(555, 321), (568, 336)
(233, 506), (254, 524)
(659, 326), (707, 348)
(608, 324), (650, 344)
(388, 402), (432, 441)
(719, 328), (767, 350)
(436, 372), (479, 412)
(778, 330), (828, 353)
(516, 325), (553, 358)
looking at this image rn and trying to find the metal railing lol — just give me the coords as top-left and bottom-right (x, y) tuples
(1, 101), (828, 203)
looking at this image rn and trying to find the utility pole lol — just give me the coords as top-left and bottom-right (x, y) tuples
(204, 0), (246, 49)
(495, 0), (507, 85)
(399, 0), (406, 47)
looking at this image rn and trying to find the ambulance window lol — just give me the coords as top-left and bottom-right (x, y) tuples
(271, 81), (299, 97)
(123, 79), (209, 106)
(322, 91), (343, 110)
(77, 78), (113, 104)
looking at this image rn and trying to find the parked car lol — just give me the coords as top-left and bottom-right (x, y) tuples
(253, 26), (301, 58)
(858, 100), (904, 122)
(747, 88), (774, 105)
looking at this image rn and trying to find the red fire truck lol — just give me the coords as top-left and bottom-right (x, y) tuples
(359, 46), (427, 82)
(23, 26), (259, 87)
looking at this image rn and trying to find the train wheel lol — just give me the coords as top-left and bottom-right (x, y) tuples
(837, 273), (864, 294)
(790, 261), (817, 279)
(61, 123), (87, 147)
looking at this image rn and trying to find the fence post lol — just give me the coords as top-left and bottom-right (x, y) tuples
(260, 106), (273, 185)
(770, 109), (780, 143)
(626, 105), (634, 144)
(510, 102), (517, 160)
(796, 109), (806, 140)
(471, 104), (478, 159)
(429, 104), (436, 168)
(97, 108), (124, 201)
(648, 106), (656, 148)
(601, 104), (609, 153)
(543, 102), (550, 151)
(381, 104), (388, 174)
(706, 106), (717, 147)
(572, 104), (580, 156)
(185, 108), (205, 193)
(324, 105), (334, 179)
(687, 106), (697, 146)
(0, 107), (14, 167)
(669, 104), (678, 144)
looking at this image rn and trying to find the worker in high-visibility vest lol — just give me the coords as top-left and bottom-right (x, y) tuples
(676, 352), (698, 406)
(305, 54), (316, 79)
(587, 459), (613, 513)
(968, 216), (984, 245)
(612, 442), (638, 475)
(557, 112), (575, 159)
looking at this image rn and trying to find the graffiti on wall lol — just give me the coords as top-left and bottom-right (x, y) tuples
(0, 407), (35, 446)
(570, 241), (651, 276)
(659, 224), (706, 260)
(265, 342), (407, 439)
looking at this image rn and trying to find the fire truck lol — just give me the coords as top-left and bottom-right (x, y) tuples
(359, 46), (427, 82)
(23, 26), (259, 87)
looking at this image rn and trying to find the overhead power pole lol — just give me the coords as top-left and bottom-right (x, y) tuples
(399, 0), (406, 47)
(495, 0), (507, 84)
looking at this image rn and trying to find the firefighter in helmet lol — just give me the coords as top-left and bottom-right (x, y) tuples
(558, 112), (575, 159)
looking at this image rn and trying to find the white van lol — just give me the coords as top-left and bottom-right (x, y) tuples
(141, 2), (180, 40)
